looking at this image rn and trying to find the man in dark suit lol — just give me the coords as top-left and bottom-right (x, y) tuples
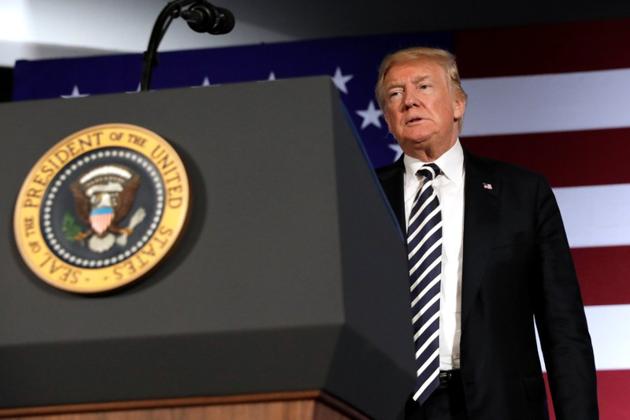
(375, 47), (598, 420)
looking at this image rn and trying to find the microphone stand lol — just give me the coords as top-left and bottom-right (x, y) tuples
(140, 0), (233, 92)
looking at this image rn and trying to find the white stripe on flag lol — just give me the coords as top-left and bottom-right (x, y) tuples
(537, 304), (630, 372)
(461, 68), (630, 136)
(553, 183), (630, 248)
(587, 304), (630, 371)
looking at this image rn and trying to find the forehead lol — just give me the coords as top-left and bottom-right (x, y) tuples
(383, 58), (447, 85)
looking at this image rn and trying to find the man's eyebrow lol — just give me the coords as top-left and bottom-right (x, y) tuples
(411, 75), (431, 84)
(384, 75), (431, 90)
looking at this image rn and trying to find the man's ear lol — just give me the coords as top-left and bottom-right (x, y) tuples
(453, 94), (466, 121)
(382, 108), (394, 133)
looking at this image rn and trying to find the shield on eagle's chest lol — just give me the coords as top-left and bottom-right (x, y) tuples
(90, 207), (114, 235)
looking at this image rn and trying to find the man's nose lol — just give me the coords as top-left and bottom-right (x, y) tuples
(403, 92), (418, 109)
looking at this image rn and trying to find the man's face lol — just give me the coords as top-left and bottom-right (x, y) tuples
(381, 58), (465, 160)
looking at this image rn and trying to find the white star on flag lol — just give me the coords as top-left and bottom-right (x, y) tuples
(125, 82), (141, 94)
(61, 85), (89, 99)
(268, 72), (276, 81)
(388, 143), (403, 161)
(331, 67), (353, 94)
(356, 100), (383, 129)
(192, 76), (212, 88)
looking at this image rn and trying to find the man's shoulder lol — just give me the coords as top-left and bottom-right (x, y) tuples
(465, 151), (547, 184)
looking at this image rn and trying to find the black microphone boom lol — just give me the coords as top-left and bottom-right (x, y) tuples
(181, 3), (235, 35)
(140, 0), (235, 91)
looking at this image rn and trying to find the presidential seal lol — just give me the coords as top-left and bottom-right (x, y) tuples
(13, 123), (190, 293)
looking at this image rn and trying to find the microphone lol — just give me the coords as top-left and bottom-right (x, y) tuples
(141, 0), (236, 91)
(180, 2), (235, 35)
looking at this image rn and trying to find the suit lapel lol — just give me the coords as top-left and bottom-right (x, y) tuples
(378, 159), (406, 232)
(461, 151), (501, 327)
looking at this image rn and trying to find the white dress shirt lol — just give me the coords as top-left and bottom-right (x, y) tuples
(403, 140), (465, 370)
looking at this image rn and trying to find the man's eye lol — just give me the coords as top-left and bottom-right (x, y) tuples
(388, 91), (402, 99)
(419, 84), (430, 90)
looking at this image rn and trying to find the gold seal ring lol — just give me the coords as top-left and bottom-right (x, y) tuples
(13, 123), (190, 293)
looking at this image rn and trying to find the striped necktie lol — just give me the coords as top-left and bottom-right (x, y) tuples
(407, 163), (442, 403)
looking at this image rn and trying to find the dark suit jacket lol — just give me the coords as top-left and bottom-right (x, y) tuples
(377, 150), (598, 420)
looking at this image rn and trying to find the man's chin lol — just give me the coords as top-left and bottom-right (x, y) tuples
(402, 137), (432, 152)
(400, 135), (456, 160)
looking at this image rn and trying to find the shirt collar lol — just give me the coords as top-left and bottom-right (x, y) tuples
(403, 139), (465, 186)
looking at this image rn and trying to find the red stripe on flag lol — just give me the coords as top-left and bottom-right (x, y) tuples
(454, 19), (630, 78)
(461, 128), (630, 188)
(544, 370), (630, 420)
(572, 246), (630, 306)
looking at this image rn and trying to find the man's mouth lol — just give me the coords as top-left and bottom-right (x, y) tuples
(406, 117), (425, 125)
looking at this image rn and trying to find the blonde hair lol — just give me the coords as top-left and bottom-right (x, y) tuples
(375, 47), (468, 112)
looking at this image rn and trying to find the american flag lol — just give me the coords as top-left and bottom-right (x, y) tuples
(456, 20), (630, 420)
(13, 18), (630, 419)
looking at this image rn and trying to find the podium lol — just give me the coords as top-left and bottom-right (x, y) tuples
(0, 77), (415, 419)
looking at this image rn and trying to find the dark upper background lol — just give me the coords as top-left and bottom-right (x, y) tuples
(2, 0), (630, 103)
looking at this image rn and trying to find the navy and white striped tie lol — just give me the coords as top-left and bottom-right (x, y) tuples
(407, 163), (442, 403)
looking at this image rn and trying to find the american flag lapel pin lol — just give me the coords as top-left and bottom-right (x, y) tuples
(482, 182), (493, 190)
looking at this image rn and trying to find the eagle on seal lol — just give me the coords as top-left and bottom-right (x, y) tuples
(70, 164), (143, 252)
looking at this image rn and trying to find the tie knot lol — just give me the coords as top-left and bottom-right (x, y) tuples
(416, 164), (441, 181)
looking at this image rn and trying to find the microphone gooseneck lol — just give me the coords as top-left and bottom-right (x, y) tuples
(141, 0), (235, 92)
